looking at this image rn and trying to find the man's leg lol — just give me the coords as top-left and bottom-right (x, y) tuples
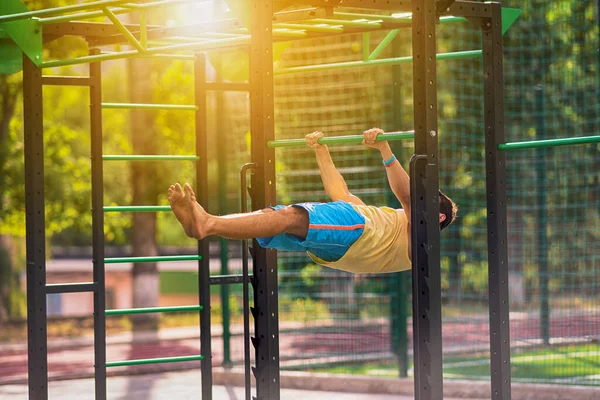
(179, 184), (309, 240)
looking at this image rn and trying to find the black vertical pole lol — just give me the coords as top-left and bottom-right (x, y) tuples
(249, 1), (280, 399)
(390, 36), (408, 379)
(535, 87), (550, 346)
(411, 0), (443, 398)
(89, 48), (107, 400)
(214, 57), (232, 367)
(23, 54), (48, 400)
(483, 4), (512, 399)
(195, 52), (212, 400)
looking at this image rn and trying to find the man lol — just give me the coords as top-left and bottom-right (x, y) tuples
(168, 128), (457, 274)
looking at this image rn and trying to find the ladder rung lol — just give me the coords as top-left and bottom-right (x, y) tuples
(102, 155), (199, 161)
(46, 282), (97, 294)
(104, 255), (202, 264)
(41, 76), (92, 86)
(104, 206), (171, 212)
(106, 354), (204, 368)
(106, 305), (202, 316)
(210, 274), (244, 285)
(102, 103), (198, 111)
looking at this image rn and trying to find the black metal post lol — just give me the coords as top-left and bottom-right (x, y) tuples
(249, 1), (280, 399)
(483, 3), (512, 399)
(390, 36), (408, 378)
(214, 56), (232, 367)
(411, 0), (443, 399)
(23, 53), (48, 400)
(241, 162), (257, 400)
(89, 48), (107, 400)
(535, 87), (550, 346)
(195, 52), (212, 400)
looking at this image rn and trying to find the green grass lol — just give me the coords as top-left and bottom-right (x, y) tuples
(307, 344), (600, 385)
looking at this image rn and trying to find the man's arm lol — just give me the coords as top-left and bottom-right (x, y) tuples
(306, 131), (366, 205)
(363, 127), (412, 259)
(362, 128), (411, 221)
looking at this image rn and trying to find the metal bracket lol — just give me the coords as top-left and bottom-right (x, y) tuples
(436, 0), (456, 15)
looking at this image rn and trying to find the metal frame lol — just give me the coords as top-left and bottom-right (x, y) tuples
(194, 52), (213, 399)
(249, 2), (281, 399)
(410, 1), (442, 398)
(23, 53), (48, 400)
(15, 1), (520, 399)
(89, 47), (107, 400)
(481, 4), (511, 399)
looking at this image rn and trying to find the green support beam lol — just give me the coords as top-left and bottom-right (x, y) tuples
(105, 305), (202, 315)
(267, 131), (414, 148)
(104, 205), (171, 212)
(102, 155), (198, 161)
(102, 7), (145, 52)
(498, 135), (600, 151)
(104, 255), (202, 263)
(274, 23), (343, 34)
(106, 355), (204, 367)
(368, 29), (398, 60)
(310, 18), (381, 29)
(0, 0), (148, 23)
(41, 35), (249, 69)
(275, 50), (482, 75)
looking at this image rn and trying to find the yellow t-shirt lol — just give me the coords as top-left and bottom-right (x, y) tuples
(308, 205), (411, 274)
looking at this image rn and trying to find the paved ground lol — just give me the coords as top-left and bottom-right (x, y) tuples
(0, 370), (440, 400)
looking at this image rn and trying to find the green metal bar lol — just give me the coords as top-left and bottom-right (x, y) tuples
(40, 7), (130, 24)
(498, 135), (600, 151)
(273, 23), (343, 33)
(106, 305), (202, 315)
(105, 255), (202, 263)
(332, 12), (468, 25)
(368, 29), (399, 61)
(101, 51), (195, 60)
(39, 0), (196, 24)
(140, 10), (148, 49)
(333, 11), (409, 23)
(41, 36), (249, 69)
(106, 355), (203, 367)
(275, 50), (482, 75)
(123, 0), (199, 9)
(0, 0), (147, 23)
(104, 205), (171, 212)
(102, 7), (145, 52)
(102, 155), (198, 161)
(362, 32), (370, 61)
(102, 103), (197, 110)
(234, 28), (306, 38)
(267, 131), (414, 148)
(310, 18), (381, 29)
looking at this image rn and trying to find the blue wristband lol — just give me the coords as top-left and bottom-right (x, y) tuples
(383, 154), (396, 166)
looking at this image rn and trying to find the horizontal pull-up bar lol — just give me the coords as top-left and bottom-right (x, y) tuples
(498, 135), (600, 151)
(275, 50), (481, 75)
(267, 131), (414, 148)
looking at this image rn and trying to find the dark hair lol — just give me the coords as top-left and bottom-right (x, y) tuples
(439, 190), (458, 230)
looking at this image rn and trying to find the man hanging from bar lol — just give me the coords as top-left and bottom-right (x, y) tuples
(168, 128), (457, 274)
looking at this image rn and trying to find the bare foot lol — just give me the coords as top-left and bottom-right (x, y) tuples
(168, 183), (193, 237)
(184, 184), (211, 239)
